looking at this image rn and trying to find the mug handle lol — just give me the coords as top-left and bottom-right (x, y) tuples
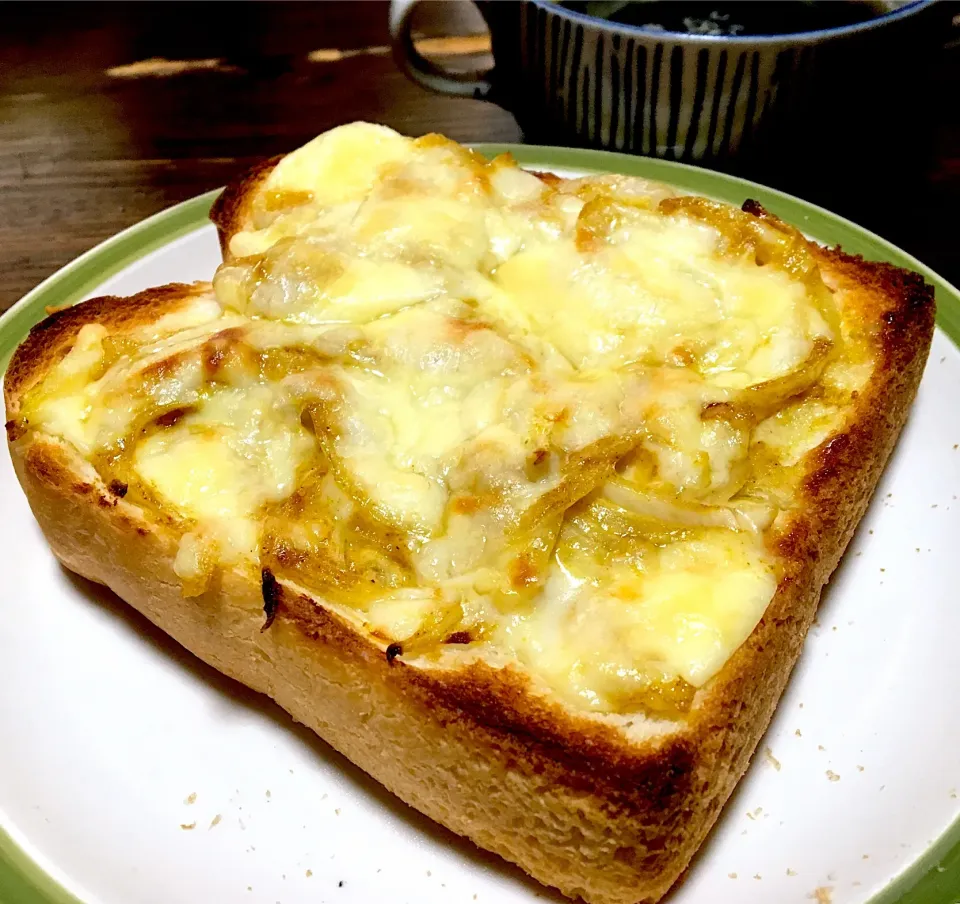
(388, 0), (494, 99)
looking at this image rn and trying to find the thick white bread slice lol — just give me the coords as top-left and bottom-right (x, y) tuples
(5, 145), (935, 903)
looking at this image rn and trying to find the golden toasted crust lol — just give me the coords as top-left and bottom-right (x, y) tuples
(3, 282), (211, 421)
(3, 177), (935, 903)
(208, 155), (280, 259)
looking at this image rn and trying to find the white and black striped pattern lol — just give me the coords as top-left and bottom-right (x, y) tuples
(518, 1), (818, 162)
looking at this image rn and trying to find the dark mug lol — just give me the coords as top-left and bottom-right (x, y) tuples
(389, 0), (941, 167)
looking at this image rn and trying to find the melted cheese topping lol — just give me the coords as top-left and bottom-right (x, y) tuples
(502, 528), (777, 705)
(28, 323), (108, 454)
(494, 225), (829, 383)
(134, 386), (314, 561)
(20, 123), (875, 717)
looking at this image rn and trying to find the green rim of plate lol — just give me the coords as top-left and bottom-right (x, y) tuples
(0, 190), (220, 369)
(0, 145), (958, 904)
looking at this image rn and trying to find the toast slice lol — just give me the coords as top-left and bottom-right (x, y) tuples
(5, 125), (935, 904)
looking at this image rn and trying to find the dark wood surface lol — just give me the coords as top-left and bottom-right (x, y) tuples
(1, 1), (958, 314)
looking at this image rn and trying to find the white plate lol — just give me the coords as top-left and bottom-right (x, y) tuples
(1, 150), (959, 904)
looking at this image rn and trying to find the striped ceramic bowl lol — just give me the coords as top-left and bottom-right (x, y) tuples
(390, 0), (938, 164)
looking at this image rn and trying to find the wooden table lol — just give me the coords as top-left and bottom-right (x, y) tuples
(1, 0), (958, 314)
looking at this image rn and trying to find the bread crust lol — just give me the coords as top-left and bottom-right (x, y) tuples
(208, 155), (280, 259)
(4, 179), (935, 903)
(4, 283), (211, 414)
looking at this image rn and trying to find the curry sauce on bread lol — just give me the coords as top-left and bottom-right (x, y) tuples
(5, 123), (935, 904)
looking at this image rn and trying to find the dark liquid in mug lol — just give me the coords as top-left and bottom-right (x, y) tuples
(562, 1), (891, 36)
